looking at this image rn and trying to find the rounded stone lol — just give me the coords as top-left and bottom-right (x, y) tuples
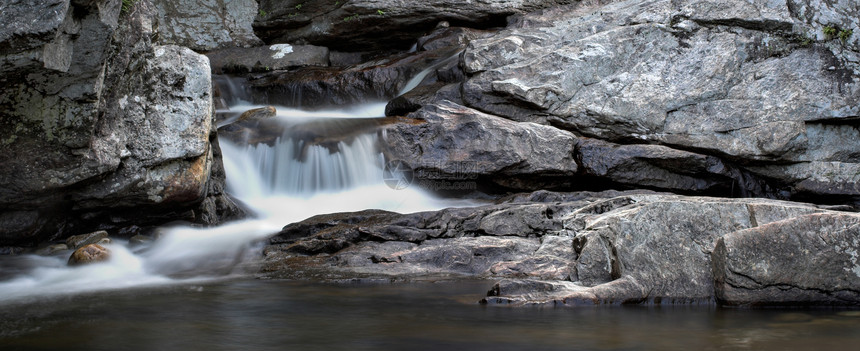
(67, 244), (111, 266)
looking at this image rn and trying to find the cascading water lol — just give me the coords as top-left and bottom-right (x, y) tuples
(0, 62), (472, 304)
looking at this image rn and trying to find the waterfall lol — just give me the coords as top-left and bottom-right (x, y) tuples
(0, 106), (466, 305)
(0, 58), (475, 304)
(396, 51), (460, 96)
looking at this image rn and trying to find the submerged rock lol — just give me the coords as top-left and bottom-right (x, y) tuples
(35, 243), (70, 256)
(68, 244), (111, 266)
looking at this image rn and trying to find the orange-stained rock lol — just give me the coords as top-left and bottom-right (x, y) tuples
(68, 244), (111, 266)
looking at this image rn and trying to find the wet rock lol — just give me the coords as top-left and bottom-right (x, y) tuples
(417, 27), (494, 52)
(206, 44), (329, 74)
(262, 191), (860, 306)
(254, 0), (572, 52)
(382, 101), (578, 191)
(35, 243), (70, 256)
(129, 234), (154, 246)
(152, 0), (262, 51)
(65, 231), (109, 249)
(262, 190), (641, 279)
(0, 247), (26, 256)
(713, 213), (860, 306)
(385, 83), (451, 117)
(0, 0), (241, 245)
(67, 244), (111, 266)
(244, 47), (461, 107)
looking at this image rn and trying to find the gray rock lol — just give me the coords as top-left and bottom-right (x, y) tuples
(262, 191), (860, 306)
(457, 0), (860, 201)
(35, 243), (70, 256)
(206, 44), (329, 74)
(464, 0), (858, 150)
(72, 44), (214, 208)
(713, 212), (860, 306)
(577, 138), (772, 196)
(385, 83), (460, 117)
(65, 230), (109, 249)
(485, 195), (841, 305)
(262, 190), (640, 279)
(254, 0), (574, 51)
(788, 0), (859, 54)
(152, 0), (263, 51)
(0, 0), (242, 245)
(417, 26), (495, 52)
(382, 101), (578, 191)
(129, 234), (154, 246)
(244, 45), (462, 107)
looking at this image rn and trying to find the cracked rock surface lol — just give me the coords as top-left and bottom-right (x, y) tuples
(261, 190), (860, 306)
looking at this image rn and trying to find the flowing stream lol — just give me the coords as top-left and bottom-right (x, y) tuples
(3, 57), (859, 350)
(0, 67), (470, 304)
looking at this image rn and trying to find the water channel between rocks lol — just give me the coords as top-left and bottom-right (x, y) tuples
(0, 68), (475, 304)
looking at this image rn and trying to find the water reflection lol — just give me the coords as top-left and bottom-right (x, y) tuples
(2, 279), (859, 350)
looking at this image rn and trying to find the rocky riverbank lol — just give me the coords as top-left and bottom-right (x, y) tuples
(2, 0), (859, 306)
(260, 190), (860, 306)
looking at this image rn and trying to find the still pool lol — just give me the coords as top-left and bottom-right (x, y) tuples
(2, 279), (859, 350)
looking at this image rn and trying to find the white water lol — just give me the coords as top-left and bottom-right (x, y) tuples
(396, 52), (460, 97)
(0, 98), (473, 304)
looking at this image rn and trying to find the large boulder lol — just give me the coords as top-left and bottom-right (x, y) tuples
(260, 190), (860, 306)
(152, 0), (263, 51)
(576, 138), (772, 197)
(382, 101), (579, 191)
(253, 0), (576, 51)
(0, 0), (242, 246)
(456, 0), (860, 204)
(713, 212), (860, 306)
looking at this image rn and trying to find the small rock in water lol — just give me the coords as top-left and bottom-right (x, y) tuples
(238, 106), (276, 122)
(68, 244), (111, 266)
(35, 243), (70, 256)
(129, 234), (154, 246)
(65, 231), (109, 249)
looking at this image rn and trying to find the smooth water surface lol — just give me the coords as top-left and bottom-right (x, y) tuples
(2, 279), (859, 351)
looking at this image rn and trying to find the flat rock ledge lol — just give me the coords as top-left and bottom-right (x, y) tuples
(261, 190), (860, 307)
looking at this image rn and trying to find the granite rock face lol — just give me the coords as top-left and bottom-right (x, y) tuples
(206, 44), (330, 74)
(152, 0), (263, 51)
(242, 46), (464, 107)
(377, 0), (860, 205)
(254, 0), (577, 51)
(713, 212), (860, 306)
(0, 0), (241, 246)
(261, 191), (860, 306)
(382, 101), (578, 191)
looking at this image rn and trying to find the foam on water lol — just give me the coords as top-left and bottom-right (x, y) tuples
(0, 98), (472, 304)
